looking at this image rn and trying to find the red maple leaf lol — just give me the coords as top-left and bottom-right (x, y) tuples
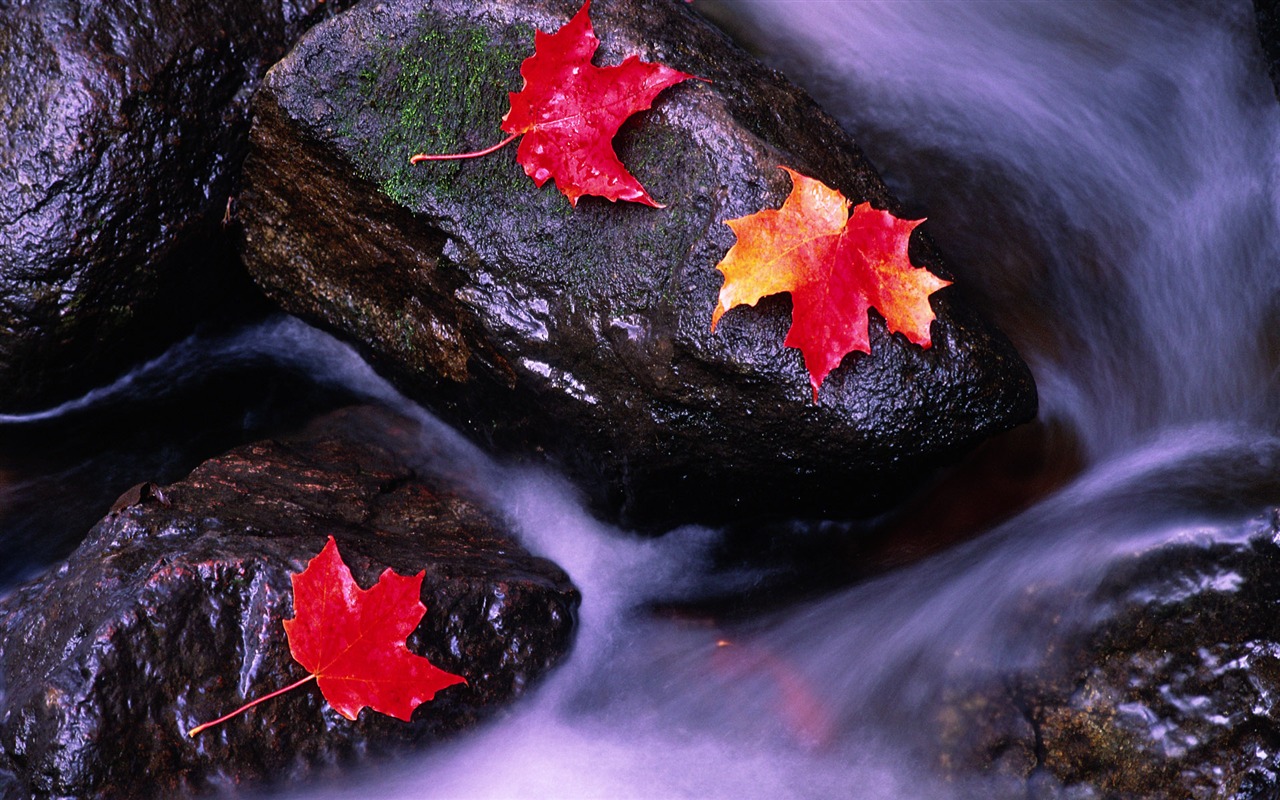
(188, 537), (464, 736)
(411, 0), (698, 206)
(711, 167), (952, 401)
(282, 536), (465, 720)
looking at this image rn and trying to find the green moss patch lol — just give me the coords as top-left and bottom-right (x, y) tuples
(332, 16), (531, 208)
(315, 8), (709, 315)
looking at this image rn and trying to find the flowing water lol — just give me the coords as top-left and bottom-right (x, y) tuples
(297, 2), (1280, 796)
(4, 1), (1280, 797)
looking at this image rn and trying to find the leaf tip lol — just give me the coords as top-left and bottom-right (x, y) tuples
(710, 302), (726, 332)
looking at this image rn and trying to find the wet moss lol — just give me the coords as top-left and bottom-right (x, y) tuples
(319, 9), (710, 318)
(1040, 704), (1174, 795)
(330, 16), (530, 208)
(396, 311), (417, 355)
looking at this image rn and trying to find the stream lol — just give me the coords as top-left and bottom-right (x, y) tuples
(4, 0), (1280, 797)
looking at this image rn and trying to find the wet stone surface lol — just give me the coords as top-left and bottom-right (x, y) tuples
(239, 0), (1037, 529)
(940, 512), (1280, 799)
(0, 0), (351, 410)
(0, 405), (580, 799)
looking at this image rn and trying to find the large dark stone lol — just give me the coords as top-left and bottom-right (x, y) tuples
(941, 512), (1280, 799)
(0, 0), (349, 410)
(238, 0), (1037, 529)
(0, 405), (580, 798)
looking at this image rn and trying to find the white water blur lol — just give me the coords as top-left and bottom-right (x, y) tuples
(0, 316), (406, 426)
(257, 1), (1280, 796)
(286, 408), (1280, 799)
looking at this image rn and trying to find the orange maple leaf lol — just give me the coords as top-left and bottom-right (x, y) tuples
(712, 167), (951, 401)
(188, 537), (465, 736)
(411, 0), (699, 207)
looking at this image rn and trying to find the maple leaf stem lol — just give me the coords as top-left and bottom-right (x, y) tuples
(187, 673), (318, 738)
(409, 132), (519, 164)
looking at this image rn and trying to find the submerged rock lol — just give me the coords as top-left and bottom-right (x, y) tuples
(0, 405), (579, 798)
(239, 0), (1037, 529)
(0, 0), (349, 410)
(941, 512), (1280, 799)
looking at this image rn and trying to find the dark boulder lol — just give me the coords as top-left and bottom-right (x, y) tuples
(238, 0), (1038, 529)
(0, 0), (349, 410)
(940, 512), (1280, 799)
(0, 405), (580, 798)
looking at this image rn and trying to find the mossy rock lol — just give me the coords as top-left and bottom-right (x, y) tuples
(240, 0), (1037, 529)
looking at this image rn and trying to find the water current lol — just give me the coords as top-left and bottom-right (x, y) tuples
(2, 1), (1279, 797)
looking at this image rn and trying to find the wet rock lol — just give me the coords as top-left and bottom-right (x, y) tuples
(942, 513), (1280, 799)
(239, 0), (1038, 529)
(0, 0), (350, 410)
(1256, 0), (1280, 100)
(0, 405), (580, 798)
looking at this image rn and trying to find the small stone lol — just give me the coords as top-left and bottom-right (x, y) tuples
(941, 513), (1280, 797)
